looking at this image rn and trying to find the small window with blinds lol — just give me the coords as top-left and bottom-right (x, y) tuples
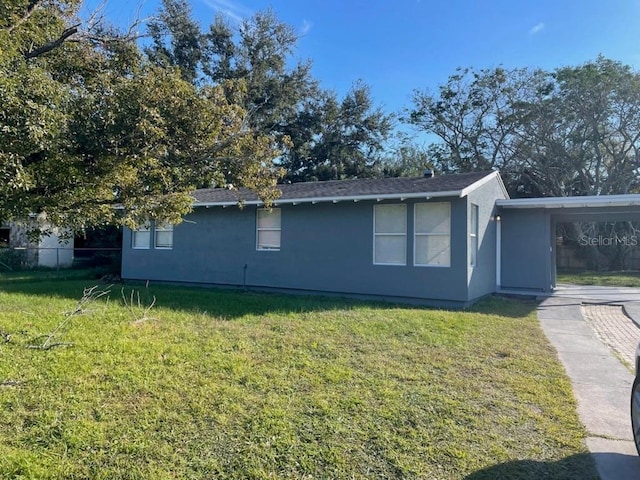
(373, 204), (407, 266)
(256, 208), (281, 251)
(155, 223), (174, 249)
(132, 223), (151, 249)
(414, 202), (451, 267)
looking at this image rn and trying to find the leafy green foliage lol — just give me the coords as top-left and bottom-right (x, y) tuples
(379, 134), (436, 177)
(0, 275), (597, 479)
(146, 0), (203, 83)
(407, 57), (640, 197)
(0, 0), (281, 233)
(147, 1), (393, 184)
(544, 57), (640, 196)
(3, 0), (396, 235)
(0, 248), (27, 270)
(147, 4), (318, 141)
(282, 82), (394, 182)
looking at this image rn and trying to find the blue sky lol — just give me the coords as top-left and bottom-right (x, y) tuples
(82, 0), (640, 117)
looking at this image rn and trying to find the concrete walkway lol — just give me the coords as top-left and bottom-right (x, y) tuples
(537, 285), (640, 479)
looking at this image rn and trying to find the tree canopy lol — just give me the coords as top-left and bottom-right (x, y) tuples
(0, 0), (282, 233)
(146, 0), (394, 183)
(280, 81), (394, 182)
(4, 0), (640, 239)
(407, 56), (640, 197)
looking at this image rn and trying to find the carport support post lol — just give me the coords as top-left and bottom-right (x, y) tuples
(550, 216), (557, 290)
(495, 214), (501, 291)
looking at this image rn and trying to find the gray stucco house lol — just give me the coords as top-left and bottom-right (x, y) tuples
(121, 171), (508, 307)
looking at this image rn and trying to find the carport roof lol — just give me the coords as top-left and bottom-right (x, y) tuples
(497, 194), (640, 209)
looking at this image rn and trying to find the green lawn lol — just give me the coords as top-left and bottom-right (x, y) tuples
(557, 270), (640, 287)
(0, 273), (597, 479)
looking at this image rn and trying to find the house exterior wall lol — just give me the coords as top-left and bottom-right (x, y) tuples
(466, 177), (507, 300)
(499, 209), (552, 292)
(121, 196), (478, 306)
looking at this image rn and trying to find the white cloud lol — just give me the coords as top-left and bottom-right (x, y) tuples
(201, 0), (252, 23)
(529, 22), (545, 35)
(300, 19), (313, 36)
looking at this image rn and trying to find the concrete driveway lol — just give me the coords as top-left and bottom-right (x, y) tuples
(537, 285), (640, 480)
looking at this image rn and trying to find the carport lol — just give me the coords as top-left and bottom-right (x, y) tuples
(496, 195), (640, 293)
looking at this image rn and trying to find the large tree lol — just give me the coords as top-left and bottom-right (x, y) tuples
(0, 0), (281, 233)
(407, 57), (640, 197)
(147, 3), (317, 143)
(147, 0), (393, 183)
(407, 66), (547, 194)
(529, 57), (640, 196)
(281, 82), (394, 182)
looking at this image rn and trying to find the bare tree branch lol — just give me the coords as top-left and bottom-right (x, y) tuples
(6, 0), (44, 34)
(24, 24), (79, 59)
(18, 0), (146, 60)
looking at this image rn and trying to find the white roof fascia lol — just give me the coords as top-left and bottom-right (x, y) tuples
(459, 170), (510, 199)
(193, 189), (465, 208)
(497, 194), (640, 209)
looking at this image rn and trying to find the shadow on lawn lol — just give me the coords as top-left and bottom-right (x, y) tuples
(464, 452), (602, 480)
(0, 271), (540, 319)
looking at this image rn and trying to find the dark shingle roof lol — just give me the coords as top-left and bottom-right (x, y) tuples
(193, 171), (501, 206)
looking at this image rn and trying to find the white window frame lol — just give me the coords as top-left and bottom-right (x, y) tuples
(155, 223), (174, 249)
(373, 204), (407, 266)
(132, 222), (151, 250)
(470, 204), (479, 267)
(414, 202), (451, 267)
(256, 208), (281, 251)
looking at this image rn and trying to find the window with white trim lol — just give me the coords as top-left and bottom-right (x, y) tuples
(155, 223), (174, 249)
(132, 223), (151, 249)
(470, 204), (478, 267)
(257, 208), (281, 251)
(414, 202), (451, 267)
(373, 204), (407, 265)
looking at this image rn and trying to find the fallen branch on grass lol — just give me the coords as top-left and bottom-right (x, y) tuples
(0, 380), (24, 387)
(27, 285), (111, 350)
(121, 288), (156, 323)
(0, 330), (11, 343)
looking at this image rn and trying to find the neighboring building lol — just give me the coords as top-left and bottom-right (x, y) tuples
(121, 171), (507, 307)
(0, 221), (74, 269)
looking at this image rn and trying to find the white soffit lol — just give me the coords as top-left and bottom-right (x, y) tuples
(193, 190), (465, 208)
(497, 194), (640, 209)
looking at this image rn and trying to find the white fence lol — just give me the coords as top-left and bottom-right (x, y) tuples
(0, 247), (121, 272)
